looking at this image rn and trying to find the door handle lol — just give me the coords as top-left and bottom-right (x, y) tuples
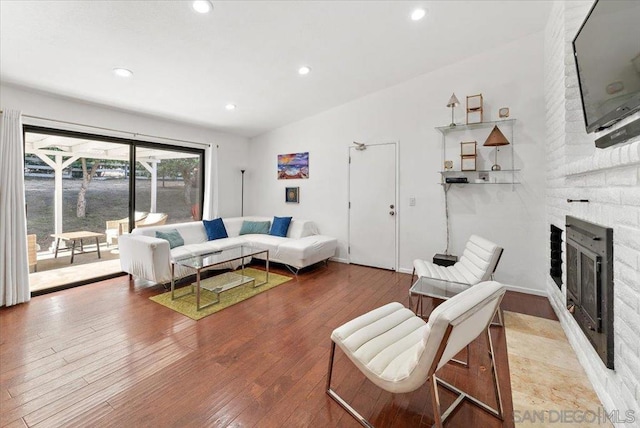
(389, 211), (395, 216)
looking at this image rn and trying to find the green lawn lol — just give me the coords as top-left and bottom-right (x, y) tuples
(26, 177), (199, 249)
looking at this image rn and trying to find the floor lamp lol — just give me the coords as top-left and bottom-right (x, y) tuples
(240, 169), (245, 216)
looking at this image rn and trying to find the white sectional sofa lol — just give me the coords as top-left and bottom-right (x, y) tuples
(118, 216), (338, 284)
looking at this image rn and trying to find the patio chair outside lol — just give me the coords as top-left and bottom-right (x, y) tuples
(27, 234), (38, 272)
(105, 211), (149, 246)
(136, 212), (168, 228)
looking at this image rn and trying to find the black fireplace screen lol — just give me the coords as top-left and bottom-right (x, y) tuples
(566, 242), (577, 297)
(565, 216), (613, 369)
(580, 252), (599, 330)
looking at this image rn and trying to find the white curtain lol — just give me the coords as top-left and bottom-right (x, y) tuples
(202, 143), (219, 220)
(0, 110), (30, 306)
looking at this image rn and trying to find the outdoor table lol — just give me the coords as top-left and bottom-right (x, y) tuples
(50, 231), (105, 264)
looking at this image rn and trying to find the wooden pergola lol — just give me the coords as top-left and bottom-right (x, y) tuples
(24, 132), (198, 236)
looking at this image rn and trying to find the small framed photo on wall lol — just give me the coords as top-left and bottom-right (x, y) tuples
(285, 187), (299, 203)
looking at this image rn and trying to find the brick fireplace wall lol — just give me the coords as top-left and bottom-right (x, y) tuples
(545, 1), (640, 424)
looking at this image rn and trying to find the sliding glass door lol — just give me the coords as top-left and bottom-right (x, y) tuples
(23, 126), (204, 293)
(133, 145), (203, 230)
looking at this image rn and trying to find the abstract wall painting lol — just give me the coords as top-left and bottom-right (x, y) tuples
(277, 152), (309, 179)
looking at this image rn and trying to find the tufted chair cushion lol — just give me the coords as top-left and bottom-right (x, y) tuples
(413, 235), (503, 285)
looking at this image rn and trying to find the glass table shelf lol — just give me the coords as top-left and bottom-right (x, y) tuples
(436, 118), (516, 134)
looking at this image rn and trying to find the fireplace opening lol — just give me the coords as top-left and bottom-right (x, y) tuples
(565, 216), (614, 369)
(550, 224), (563, 288)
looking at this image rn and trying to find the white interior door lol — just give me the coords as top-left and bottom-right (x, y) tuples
(349, 143), (397, 270)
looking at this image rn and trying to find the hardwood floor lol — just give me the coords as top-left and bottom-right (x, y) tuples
(0, 262), (555, 427)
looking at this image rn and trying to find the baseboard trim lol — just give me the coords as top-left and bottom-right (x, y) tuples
(503, 283), (548, 297)
(340, 262), (548, 297)
(329, 257), (349, 264)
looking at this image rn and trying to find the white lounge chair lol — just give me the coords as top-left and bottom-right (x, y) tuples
(327, 281), (507, 427)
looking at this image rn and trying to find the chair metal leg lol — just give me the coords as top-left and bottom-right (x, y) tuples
(490, 306), (504, 327)
(496, 307), (504, 327)
(411, 267), (416, 285)
(326, 341), (335, 391)
(430, 375), (443, 428)
(450, 344), (470, 368)
(431, 326), (504, 423)
(285, 264), (300, 276)
(487, 326), (504, 418)
(326, 341), (375, 428)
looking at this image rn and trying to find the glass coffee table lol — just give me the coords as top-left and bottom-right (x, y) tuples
(171, 245), (269, 311)
(409, 277), (471, 318)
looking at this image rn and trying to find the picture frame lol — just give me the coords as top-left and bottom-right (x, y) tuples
(466, 110), (482, 124)
(461, 156), (477, 171)
(466, 93), (483, 124)
(460, 141), (477, 156)
(466, 94), (483, 111)
(285, 187), (299, 203)
(278, 152), (309, 179)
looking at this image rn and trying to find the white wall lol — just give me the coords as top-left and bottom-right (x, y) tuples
(544, 1), (640, 424)
(247, 32), (548, 294)
(0, 84), (250, 217)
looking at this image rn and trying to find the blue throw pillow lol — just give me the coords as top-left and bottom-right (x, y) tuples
(239, 220), (271, 235)
(155, 229), (184, 249)
(203, 218), (228, 240)
(269, 216), (292, 237)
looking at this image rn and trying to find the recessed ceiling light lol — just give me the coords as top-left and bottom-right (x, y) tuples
(225, 104), (237, 111)
(411, 8), (426, 21)
(113, 68), (133, 78)
(192, 0), (213, 14)
(298, 66), (311, 75)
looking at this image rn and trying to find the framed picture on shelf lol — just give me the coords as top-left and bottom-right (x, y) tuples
(466, 93), (483, 124)
(285, 187), (299, 203)
(460, 141), (477, 156)
(467, 111), (482, 124)
(461, 156), (477, 171)
(467, 94), (483, 110)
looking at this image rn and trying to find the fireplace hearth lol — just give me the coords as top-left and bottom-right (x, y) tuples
(565, 216), (614, 369)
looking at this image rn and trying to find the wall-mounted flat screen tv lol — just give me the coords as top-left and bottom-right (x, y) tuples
(573, 0), (640, 133)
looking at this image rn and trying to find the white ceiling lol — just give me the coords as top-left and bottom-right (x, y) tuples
(0, 1), (552, 138)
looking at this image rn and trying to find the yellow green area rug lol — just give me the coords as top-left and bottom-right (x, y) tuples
(149, 268), (292, 321)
